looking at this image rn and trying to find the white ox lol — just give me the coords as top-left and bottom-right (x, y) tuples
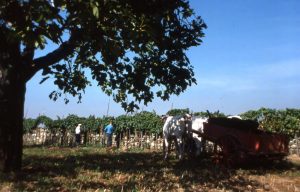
(162, 114), (191, 160)
(190, 116), (208, 156)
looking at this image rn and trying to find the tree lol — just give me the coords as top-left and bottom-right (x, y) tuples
(167, 108), (190, 116)
(34, 115), (53, 129)
(240, 108), (300, 137)
(0, 0), (206, 171)
(23, 118), (36, 134)
(133, 111), (162, 134)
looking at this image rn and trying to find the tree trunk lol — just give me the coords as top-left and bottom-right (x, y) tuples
(0, 84), (25, 172)
(0, 33), (26, 172)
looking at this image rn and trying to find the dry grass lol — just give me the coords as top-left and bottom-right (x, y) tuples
(0, 147), (299, 191)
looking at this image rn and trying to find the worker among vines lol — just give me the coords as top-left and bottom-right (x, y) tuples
(104, 121), (114, 147)
(75, 124), (82, 146)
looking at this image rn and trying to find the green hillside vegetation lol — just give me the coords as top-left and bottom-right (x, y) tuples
(24, 108), (300, 138)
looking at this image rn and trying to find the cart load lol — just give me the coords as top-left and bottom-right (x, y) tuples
(201, 117), (290, 166)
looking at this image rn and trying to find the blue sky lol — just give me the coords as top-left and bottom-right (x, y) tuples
(25, 0), (300, 119)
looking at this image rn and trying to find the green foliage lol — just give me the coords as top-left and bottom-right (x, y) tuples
(133, 111), (163, 134)
(1, 0), (207, 112)
(63, 114), (83, 131)
(240, 109), (261, 120)
(240, 108), (300, 137)
(115, 115), (134, 133)
(165, 109), (225, 118)
(114, 112), (162, 134)
(35, 115), (53, 129)
(193, 111), (208, 117)
(23, 118), (36, 133)
(83, 115), (101, 133)
(23, 108), (300, 137)
(167, 108), (190, 116)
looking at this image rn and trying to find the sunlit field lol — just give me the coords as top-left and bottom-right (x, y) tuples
(0, 146), (299, 191)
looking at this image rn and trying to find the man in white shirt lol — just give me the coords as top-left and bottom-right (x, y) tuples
(75, 124), (81, 146)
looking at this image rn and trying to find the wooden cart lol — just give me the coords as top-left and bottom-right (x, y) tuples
(192, 117), (290, 166)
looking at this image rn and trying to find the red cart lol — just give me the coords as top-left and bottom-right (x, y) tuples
(193, 117), (290, 166)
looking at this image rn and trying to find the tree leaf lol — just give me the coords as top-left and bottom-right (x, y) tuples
(92, 6), (99, 18)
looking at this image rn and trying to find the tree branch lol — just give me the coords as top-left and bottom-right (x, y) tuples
(25, 31), (81, 82)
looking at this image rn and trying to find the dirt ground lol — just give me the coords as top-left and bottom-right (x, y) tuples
(245, 154), (300, 192)
(0, 147), (300, 191)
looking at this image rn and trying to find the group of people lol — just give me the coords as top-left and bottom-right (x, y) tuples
(74, 121), (115, 147)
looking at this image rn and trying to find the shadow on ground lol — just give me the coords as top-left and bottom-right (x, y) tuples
(1, 147), (299, 191)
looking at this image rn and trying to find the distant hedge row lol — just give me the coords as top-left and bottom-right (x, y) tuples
(240, 108), (300, 136)
(24, 108), (300, 137)
(23, 111), (164, 135)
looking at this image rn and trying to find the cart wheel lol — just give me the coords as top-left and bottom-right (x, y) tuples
(216, 135), (240, 167)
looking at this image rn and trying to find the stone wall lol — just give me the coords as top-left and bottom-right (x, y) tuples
(289, 136), (300, 156)
(23, 128), (164, 150)
(23, 128), (300, 156)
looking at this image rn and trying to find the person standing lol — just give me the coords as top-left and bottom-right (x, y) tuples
(104, 121), (114, 147)
(75, 124), (81, 146)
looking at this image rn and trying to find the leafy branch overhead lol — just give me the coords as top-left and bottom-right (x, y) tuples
(2, 0), (206, 112)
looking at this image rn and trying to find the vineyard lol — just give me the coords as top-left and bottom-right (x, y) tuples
(1, 108), (300, 191)
(23, 108), (300, 156)
(23, 111), (164, 148)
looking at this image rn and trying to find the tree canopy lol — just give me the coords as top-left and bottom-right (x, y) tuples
(1, 0), (206, 111)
